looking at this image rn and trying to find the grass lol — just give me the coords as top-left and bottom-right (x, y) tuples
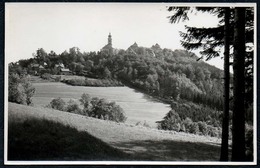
(113, 140), (222, 161)
(32, 82), (171, 127)
(8, 117), (133, 161)
(8, 103), (223, 161)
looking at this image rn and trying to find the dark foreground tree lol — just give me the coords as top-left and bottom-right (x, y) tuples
(167, 6), (253, 161)
(167, 7), (231, 161)
(232, 7), (246, 161)
(220, 7), (230, 161)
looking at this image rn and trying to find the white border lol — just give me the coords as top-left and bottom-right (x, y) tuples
(4, 2), (257, 166)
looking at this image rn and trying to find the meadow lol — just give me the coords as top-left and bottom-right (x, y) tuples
(8, 102), (222, 161)
(32, 82), (171, 127)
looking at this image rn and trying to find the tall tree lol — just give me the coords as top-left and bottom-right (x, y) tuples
(167, 7), (231, 161)
(167, 6), (253, 161)
(220, 7), (230, 161)
(232, 7), (246, 161)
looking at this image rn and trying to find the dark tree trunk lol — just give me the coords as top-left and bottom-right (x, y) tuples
(232, 7), (246, 161)
(220, 7), (230, 161)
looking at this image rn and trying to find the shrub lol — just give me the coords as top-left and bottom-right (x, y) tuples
(197, 121), (208, 135)
(182, 117), (193, 133)
(89, 98), (127, 123)
(157, 110), (181, 131)
(41, 73), (51, 80)
(8, 73), (35, 105)
(66, 99), (82, 114)
(80, 93), (92, 109)
(180, 123), (186, 132)
(49, 97), (66, 111)
(189, 122), (200, 134)
(206, 125), (219, 137)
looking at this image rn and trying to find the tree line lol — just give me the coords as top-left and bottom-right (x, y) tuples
(11, 45), (225, 111)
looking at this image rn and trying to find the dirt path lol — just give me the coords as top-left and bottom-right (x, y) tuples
(8, 103), (222, 161)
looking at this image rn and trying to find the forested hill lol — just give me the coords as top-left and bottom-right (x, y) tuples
(10, 44), (224, 110)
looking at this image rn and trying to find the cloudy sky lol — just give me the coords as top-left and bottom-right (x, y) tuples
(5, 3), (250, 69)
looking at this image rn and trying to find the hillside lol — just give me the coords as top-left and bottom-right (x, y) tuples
(11, 45), (224, 110)
(8, 103), (222, 161)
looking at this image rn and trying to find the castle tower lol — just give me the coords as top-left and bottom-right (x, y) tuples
(108, 33), (112, 46)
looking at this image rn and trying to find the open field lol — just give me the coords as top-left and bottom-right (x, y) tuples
(8, 103), (222, 161)
(32, 82), (171, 127)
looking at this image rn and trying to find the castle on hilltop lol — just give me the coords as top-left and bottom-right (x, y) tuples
(100, 33), (118, 55)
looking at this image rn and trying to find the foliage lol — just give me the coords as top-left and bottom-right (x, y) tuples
(66, 99), (82, 114)
(157, 110), (181, 131)
(48, 94), (127, 123)
(13, 45), (224, 110)
(62, 78), (123, 87)
(49, 97), (66, 111)
(8, 73), (35, 105)
(158, 102), (222, 137)
(79, 93), (91, 111)
(81, 95), (127, 123)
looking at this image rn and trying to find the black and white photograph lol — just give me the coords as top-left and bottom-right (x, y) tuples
(4, 2), (256, 165)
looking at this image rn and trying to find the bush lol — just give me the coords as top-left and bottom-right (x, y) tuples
(49, 97), (66, 111)
(90, 98), (127, 123)
(189, 122), (200, 134)
(80, 93), (92, 109)
(197, 121), (208, 135)
(182, 117), (193, 132)
(41, 73), (51, 80)
(206, 125), (219, 137)
(66, 99), (82, 114)
(157, 110), (181, 131)
(8, 73), (35, 105)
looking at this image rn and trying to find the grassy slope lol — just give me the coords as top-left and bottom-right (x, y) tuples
(8, 103), (222, 161)
(8, 118), (132, 161)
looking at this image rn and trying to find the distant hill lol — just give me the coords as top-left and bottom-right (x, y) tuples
(9, 44), (224, 110)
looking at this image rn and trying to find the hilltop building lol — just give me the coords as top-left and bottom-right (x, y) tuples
(100, 33), (118, 55)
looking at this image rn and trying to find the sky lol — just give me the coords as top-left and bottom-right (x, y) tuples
(5, 3), (232, 69)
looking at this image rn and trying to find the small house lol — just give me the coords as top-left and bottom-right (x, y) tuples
(60, 68), (72, 75)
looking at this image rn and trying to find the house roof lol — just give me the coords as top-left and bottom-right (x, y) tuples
(60, 68), (70, 72)
(31, 63), (39, 67)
